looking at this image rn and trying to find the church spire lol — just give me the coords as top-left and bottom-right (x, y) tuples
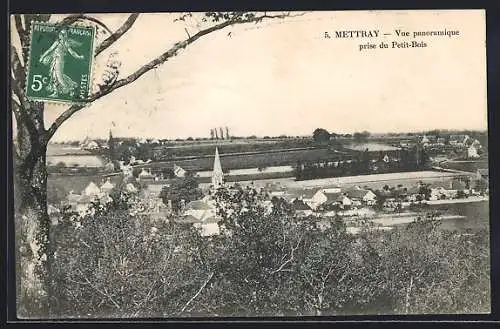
(212, 147), (224, 188)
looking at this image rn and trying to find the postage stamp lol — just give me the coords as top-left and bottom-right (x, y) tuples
(25, 22), (95, 104)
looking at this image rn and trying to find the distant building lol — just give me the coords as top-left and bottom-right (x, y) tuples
(345, 188), (377, 206)
(100, 179), (115, 194)
(83, 182), (101, 197)
(292, 199), (313, 216)
(138, 168), (154, 180)
(467, 146), (480, 159)
(477, 169), (489, 181)
(421, 135), (430, 146)
(125, 183), (138, 193)
(311, 189), (352, 210)
(179, 199), (220, 237)
(173, 164), (187, 178)
(311, 187), (342, 209)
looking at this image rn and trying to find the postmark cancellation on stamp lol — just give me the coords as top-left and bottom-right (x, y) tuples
(26, 22), (95, 104)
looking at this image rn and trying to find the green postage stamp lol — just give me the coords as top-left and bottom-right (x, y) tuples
(26, 22), (95, 104)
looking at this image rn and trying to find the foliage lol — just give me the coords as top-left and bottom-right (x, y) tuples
(50, 184), (490, 317)
(159, 173), (203, 213)
(312, 128), (330, 144)
(353, 131), (371, 142)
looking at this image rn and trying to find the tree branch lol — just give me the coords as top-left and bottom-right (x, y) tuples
(47, 12), (292, 141)
(95, 13), (139, 56)
(270, 232), (303, 274)
(180, 272), (214, 314)
(14, 15), (30, 64)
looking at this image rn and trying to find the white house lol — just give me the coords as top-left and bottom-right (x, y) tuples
(430, 186), (457, 200)
(184, 200), (217, 222)
(182, 199), (221, 237)
(312, 190), (352, 210)
(125, 183), (138, 193)
(83, 182), (101, 197)
(138, 168), (153, 179)
(310, 187), (342, 209)
(173, 164), (187, 177)
(100, 179), (115, 194)
(467, 146), (480, 159)
(345, 189), (377, 206)
(421, 135), (430, 146)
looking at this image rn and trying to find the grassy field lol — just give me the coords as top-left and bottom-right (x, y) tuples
(148, 148), (347, 172)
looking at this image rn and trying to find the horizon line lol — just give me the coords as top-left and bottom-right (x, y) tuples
(47, 127), (488, 143)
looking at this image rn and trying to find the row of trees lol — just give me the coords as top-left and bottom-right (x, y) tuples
(48, 184), (490, 317)
(210, 127), (230, 140)
(312, 128), (371, 144)
(295, 146), (429, 181)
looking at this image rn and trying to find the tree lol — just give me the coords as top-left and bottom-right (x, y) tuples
(353, 131), (370, 142)
(219, 127), (224, 140)
(159, 173), (204, 213)
(11, 12), (295, 316)
(210, 129), (215, 140)
(312, 128), (330, 143)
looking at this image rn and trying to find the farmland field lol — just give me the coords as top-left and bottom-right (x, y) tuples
(148, 148), (347, 172)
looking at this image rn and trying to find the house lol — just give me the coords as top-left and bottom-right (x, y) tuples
(477, 169), (489, 181)
(184, 200), (217, 222)
(125, 183), (138, 193)
(320, 192), (352, 210)
(180, 199), (221, 237)
(292, 199), (313, 216)
(100, 179), (115, 194)
(138, 168), (154, 179)
(430, 185), (457, 200)
(467, 146), (480, 159)
(85, 140), (100, 150)
(83, 182), (101, 197)
(345, 188), (377, 206)
(173, 164), (187, 177)
(310, 187), (342, 209)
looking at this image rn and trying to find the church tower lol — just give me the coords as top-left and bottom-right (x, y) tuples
(212, 147), (224, 188)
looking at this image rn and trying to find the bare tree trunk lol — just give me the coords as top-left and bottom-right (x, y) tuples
(14, 101), (51, 318)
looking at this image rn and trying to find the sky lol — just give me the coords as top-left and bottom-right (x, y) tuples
(12, 10), (487, 141)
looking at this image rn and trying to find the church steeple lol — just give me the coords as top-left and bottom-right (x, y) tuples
(212, 147), (224, 188)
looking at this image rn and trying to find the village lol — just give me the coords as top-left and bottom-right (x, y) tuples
(47, 131), (489, 237)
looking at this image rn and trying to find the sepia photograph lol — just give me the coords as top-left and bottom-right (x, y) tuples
(10, 10), (489, 318)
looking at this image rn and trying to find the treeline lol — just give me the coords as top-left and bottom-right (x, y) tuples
(295, 146), (429, 181)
